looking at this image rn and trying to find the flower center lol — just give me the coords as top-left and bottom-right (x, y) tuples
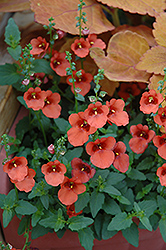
(31, 92), (36, 99)
(161, 169), (166, 176)
(90, 41), (94, 45)
(38, 42), (45, 49)
(148, 96), (154, 103)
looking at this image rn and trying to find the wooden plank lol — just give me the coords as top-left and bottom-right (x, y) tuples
(0, 85), (20, 144)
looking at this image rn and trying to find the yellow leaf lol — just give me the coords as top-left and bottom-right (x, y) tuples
(100, 77), (119, 96)
(0, 0), (30, 12)
(90, 30), (151, 82)
(136, 45), (166, 75)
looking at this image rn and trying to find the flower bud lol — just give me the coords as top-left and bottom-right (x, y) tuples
(48, 144), (55, 154)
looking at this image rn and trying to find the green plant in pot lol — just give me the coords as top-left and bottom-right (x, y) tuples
(1, 1), (166, 249)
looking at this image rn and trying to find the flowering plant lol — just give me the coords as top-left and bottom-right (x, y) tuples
(1, 0), (166, 249)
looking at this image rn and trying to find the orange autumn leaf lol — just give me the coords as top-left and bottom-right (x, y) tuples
(111, 24), (157, 47)
(90, 30), (151, 82)
(0, 0), (30, 12)
(30, 0), (114, 35)
(153, 12), (166, 48)
(96, 0), (166, 17)
(136, 46), (166, 75)
(100, 77), (119, 96)
(136, 13), (166, 75)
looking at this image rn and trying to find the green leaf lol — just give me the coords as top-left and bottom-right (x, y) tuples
(15, 200), (37, 215)
(31, 224), (50, 240)
(0, 194), (5, 208)
(76, 94), (85, 102)
(39, 215), (57, 229)
(68, 216), (94, 231)
(102, 197), (121, 215)
(102, 215), (117, 240)
(108, 212), (133, 231)
(106, 172), (126, 185)
(32, 59), (54, 75)
(116, 195), (131, 205)
(0, 63), (20, 85)
(32, 212), (43, 227)
(7, 45), (21, 60)
(40, 195), (49, 210)
(158, 196), (166, 214)
(15, 116), (30, 141)
(78, 227), (94, 250)
(3, 209), (14, 228)
(89, 191), (105, 218)
(4, 189), (17, 207)
(159, 216), (166, 242)
(54, 117), (70, 134)
(4, 18), (21, 47)
(54, 209), (65, 232)
(137, 157), (154, 170)
(136, 183), (153, 200)
(138, 200), (157, 217)
(122, 223), (139, 247)
(17, 96), (28, 109)
(102, 185), (121, 196)
(18, 217), (29, 235)
(139, 216), (152, 231)
(128, 169), (146, 181)
(75, 192), (90, 213)
(65, 147), (83, 162)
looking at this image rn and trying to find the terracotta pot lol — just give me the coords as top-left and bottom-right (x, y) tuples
(0, 108), (166, 250)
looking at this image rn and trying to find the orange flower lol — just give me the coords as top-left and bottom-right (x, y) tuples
(58, 176), (86, 205)
(86, 34), (106, 50)
(157, 163), (166, 186)
(23, 87), (47, 111)
(140, 89), (163, 114)
(66, 203), (83, 218)
(86, 137), (116, 169)
(67, 112), (97, 146)
(118, 83), (141, 101)
(153, 134), (166, 160)
(112, 141), (129, 173)
(3, 156), (28, 182)
(71, 38), (90, 58)
(30, 36), (49, 55)
(11, 168), (36, 193)
(71, 158), (96, 183)
(41, 160), (66, 186)
(42, 90), (61, 118)
(129, 124), (155, 154)
(66, 70), (92, 96)
(50, 51), (70, 76)
(106, 99), (129, 126)
(154, 107), (166, 131)
(84, 101), (109, 128)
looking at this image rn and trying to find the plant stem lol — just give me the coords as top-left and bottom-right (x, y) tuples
(35, 111), (47, 147)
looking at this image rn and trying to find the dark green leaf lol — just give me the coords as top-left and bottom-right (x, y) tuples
(159, 216), (166, 242)
(17, 96), (28, 109)
(102, 197), (121, 215)
(89, 191), (105, 218)
(39, 215), (57, 229)
(78, 227), (94, 250)
(122, 223), (139, 247)
(138, 200), (157, 217)
(15, 200), (37, 215)
(5, 18), (21, 46)
(15, 116), (30, 141)
(106, 172), (125, 185)
(31, 224), (50, 240)
(0, 63), (20, 85)
(54, 117), (70, 134)
(102, 215), (117, 240)
(18, 217), (29, 235)
(139, 216), (152, 231)
(32, 59), (53, 75)
(75, 192), (90, 213)
(65, 147), (83, 162)
(102, 185), (121, 196)
(0, 194), (5, 208)
(128, 169), (146, 181)
(158, 196), (166, 214)
(76, 94), (85, 102)
(107, 212), (132, 231)
(68, 216), (94, 231)
(137, 157), (154, 170)
(32, 212), (43, 227)
(4, 189), (17, 207)
(40, 195), (49, 210)
(116, 195), (131, 205)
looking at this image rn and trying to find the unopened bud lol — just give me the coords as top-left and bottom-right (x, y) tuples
(48, 144), (55, 154)
(22, 79), (29, 85)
